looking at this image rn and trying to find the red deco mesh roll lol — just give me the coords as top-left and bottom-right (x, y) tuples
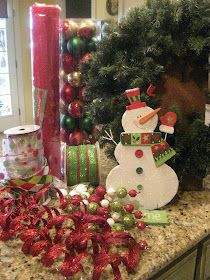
(31, 4), (61, 178)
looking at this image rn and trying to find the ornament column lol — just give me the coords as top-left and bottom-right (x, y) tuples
(60, 19), (100, 145)
(60, 19), (101, 186)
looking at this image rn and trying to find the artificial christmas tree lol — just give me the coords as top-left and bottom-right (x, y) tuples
(81, 0), (210, 188)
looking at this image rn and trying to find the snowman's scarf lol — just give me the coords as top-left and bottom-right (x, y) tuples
(120, 132), (176, 167)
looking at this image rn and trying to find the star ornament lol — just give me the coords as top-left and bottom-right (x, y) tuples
(141, 133), (151, 144)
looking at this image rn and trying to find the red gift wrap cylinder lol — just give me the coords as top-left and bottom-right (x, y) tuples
(31, 4), (61, 178)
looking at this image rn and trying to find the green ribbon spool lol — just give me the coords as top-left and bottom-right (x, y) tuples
(66, 143), (101, 186)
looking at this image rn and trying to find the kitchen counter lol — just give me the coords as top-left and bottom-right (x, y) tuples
(0, 190), (209, 280)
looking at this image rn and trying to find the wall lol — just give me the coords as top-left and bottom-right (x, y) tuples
(119, 0), (145, 17)
(18, 0), (57, 124)
(93, 0), (146, 21)
(94, 0), (116, 20)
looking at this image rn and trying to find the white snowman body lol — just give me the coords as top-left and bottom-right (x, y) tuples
(106, 106), (179, 210)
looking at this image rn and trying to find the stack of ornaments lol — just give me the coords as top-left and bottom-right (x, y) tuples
(60, 19), (99, 146)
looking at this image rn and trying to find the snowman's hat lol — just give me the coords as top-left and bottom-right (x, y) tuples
(125, 88), (146, 110)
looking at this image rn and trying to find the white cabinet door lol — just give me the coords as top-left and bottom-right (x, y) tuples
(156, 250), (197, 280)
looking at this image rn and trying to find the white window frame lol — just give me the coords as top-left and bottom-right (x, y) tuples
(12, 0), (25, 124)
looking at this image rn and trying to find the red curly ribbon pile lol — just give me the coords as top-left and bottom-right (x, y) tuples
(0, 185), (147, 279)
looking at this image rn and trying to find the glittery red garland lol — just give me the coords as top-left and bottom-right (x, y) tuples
(0, 185), (147, 279)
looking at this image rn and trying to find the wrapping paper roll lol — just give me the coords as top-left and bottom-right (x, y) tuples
(31, 4), (61, 178)
(65, 143), (100, 186)
(0, 125), (45, 180)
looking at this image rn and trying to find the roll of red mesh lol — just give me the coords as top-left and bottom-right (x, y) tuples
(31, 4), (61, 178)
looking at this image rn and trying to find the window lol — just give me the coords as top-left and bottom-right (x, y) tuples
(0, 18), (12, 117)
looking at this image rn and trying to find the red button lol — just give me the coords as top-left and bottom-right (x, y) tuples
(135, 149), (143, 158)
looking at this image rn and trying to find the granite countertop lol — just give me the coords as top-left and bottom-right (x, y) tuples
(0, 150), (210, 280)
(0, 191), (209, 280)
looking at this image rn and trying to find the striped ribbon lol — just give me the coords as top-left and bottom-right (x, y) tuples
(128, 95), (140, 103)
(66, 143), (100, 186)
(33, 87), (48, 128)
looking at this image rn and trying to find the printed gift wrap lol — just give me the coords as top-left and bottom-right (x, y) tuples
(0, 125), (45, 180)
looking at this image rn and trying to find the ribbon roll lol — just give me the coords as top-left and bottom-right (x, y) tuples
(0, 125), (46, 180)
(65, 143), (101, 186)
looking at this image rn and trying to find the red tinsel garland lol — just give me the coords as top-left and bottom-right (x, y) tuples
(0, 184), (147, 279)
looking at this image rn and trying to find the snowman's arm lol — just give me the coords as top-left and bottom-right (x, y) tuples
(114, 143), (123, 163)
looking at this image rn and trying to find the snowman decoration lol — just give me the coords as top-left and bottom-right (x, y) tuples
(106, 88), (179, 210)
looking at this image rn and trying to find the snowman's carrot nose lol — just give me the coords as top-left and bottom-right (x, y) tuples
(139, 108), (161, 124)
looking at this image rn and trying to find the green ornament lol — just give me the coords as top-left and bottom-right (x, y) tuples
(123, 214), (135, 228)
(112, 223), (125, 232)
(61, 115), (76, 132)
(80, 116), (93, 133)
(111, 200), (123, 212)
(137, 184), (143, 191)
(136, 167), (143, 174)
(65, 204), (75, 213)
(116, 187), (127, 198)
(87, 202), (99, 214)
(87, 38), (97, 52)
(67, 37), (85, 57)
(87, 186), (95, 195)
(87, 224), (99, 232)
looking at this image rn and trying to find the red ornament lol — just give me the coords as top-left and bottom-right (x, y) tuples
(81, 53), (92, 63)
(134, 211), (143, 219)
(88, 194), (101, 204)
(97, 207), (109, 218)
(73, 210), (84, 219)
(95, 186), (106, 198)
(91, 128), (100, 141)
(61, 20), (70, 33)
(138, 240), (148, 250)
(69, 130), (86, 146)
(61, 20), (78, 40)
(61, 83), (75, 104)
(124, 204), (134, 213)
(68, 100), (84, 118)
(60, 128), (69, 143)
(128, 189), (137, 197)
(78, 27), (93, 39)
(70, 195), (82, 206)
(136, 221), (146, 230)
(62, 53), (76, 74)
(87, 134), (96, 144)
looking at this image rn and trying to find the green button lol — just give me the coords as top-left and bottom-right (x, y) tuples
(137, 184), (143, 190)
(136, 167), (143, 174)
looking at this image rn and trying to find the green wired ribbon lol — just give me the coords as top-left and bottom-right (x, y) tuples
(66, 143), (100, 186)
